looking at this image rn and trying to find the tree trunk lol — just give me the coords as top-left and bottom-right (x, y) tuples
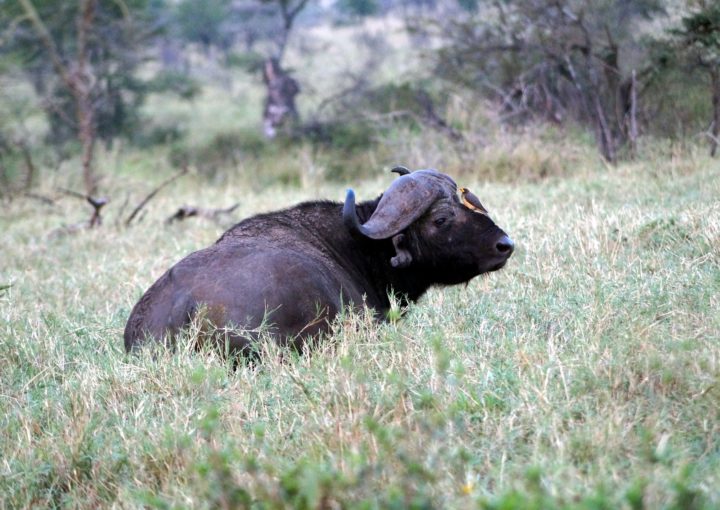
(262, 58), (300, 138)
(75, 0), (98, 196)
(628, 69), (638, 159)
(711, 67), (720, 158)
(592, 92), (615, 164)
(77, 89), (97, 195)
(17, 140), (36, 190)
(276, 0), (310, 61)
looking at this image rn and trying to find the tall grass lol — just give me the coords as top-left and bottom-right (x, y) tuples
(1, 141), (718, 507)
(1, 14), (718, 509)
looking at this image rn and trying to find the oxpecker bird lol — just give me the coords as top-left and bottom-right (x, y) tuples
(459, 187), (488, 215)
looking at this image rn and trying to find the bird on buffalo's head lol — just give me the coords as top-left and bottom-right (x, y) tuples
(458, 187), (489, 215)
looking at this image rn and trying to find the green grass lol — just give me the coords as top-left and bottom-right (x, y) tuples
(1, 13), (718, 508)
(1, 142), (718, 508)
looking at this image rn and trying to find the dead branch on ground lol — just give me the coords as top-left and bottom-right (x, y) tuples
(166, 203), (240, 225)
(57, 186), (109, 227)
(125, 167), (188, 227)
(23, 191), (58, 206)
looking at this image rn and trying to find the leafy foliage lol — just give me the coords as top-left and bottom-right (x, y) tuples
(651, 3), (720, 155)
(418, 0), (666, 162)
(674, 4), (720, 62)
(175, 0), (233, 49)
(337, 0), (380, 18)
(0, 0), (158, 148)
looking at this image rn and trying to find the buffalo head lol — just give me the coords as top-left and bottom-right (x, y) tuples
(343, 168), (514, 285)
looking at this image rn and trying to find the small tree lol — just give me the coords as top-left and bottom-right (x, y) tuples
(262, 57), (300, 138)
(670, 4), (720, 156)
(18, 0), (100, 194)
(3, 0), (156, 194)
(256, 0), (311, 137)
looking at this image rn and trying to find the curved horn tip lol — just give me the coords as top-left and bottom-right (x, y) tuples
(390, 166), (410, 176)
(343, 188), (363, 236)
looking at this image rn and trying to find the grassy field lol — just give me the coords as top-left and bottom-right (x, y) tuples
(1, 134), (719, 507)
(1, 12), (719, 508)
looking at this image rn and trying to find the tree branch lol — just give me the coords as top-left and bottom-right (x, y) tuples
(0, 13), (30, 47)
(276, 0), (310, 61)
(125, 167), (188, 227)
(56, 187), (109, 228)
(17, 0), (73, 89)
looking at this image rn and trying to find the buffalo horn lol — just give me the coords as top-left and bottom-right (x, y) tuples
(343, 189), (373, 238)
(344, 170), (456, 240)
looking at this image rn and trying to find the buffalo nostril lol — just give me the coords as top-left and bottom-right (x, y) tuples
(495, 236), (515, 255)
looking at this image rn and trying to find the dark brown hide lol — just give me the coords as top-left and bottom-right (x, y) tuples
(124, 169), (514, 355)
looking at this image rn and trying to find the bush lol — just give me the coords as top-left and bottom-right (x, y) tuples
(148, 71), (200, 101)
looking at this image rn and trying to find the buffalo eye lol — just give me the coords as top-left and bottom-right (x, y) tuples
(434, 217), (447, 227)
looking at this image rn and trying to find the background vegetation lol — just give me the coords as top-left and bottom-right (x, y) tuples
(1, 0), (719, 508)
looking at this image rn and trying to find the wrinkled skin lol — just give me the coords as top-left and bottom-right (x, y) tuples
(124, 169), (514, 355)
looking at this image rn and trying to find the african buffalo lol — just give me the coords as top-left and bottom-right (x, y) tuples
(124, 167), (514, 354)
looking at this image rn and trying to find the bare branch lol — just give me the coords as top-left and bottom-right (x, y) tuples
(17, 0), (73, 88)
(276, 0), (311, 61)
(125, 167), (188, 227)
(0, 13), (30, 47)
(77, 0), (96, 72)
(56, 187), (109, 228)
(57, 186), (90, 201)
(23, 192), (57, 205)
(287, 0), (310, 22)
(87, 196), (109, 227)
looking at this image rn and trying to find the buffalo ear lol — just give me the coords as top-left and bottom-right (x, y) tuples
(390, 234), (412, 268)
